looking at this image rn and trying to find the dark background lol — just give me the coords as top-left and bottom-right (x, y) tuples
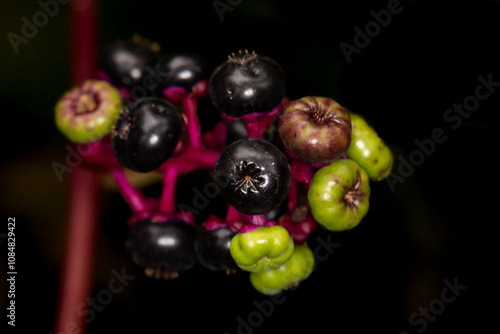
(1, 0), (498, 333)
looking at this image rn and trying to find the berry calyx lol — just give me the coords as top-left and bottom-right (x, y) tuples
(279, 96), (352, 164)
(214, 138), (291, 215)
(55, 80), (122, 143)
(111, 97), (183, 173)
(209, 50), (285, 120)
(308, 159), (370, 231)
(229, 225), (294, 273)
(125, 219), (198, 278)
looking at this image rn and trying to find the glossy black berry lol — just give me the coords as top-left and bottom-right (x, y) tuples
(99, 40), (158, 90)
(195, 226), (237, 271)
(214, 138), (291, 215)
(125, 219), (198, 275)
(156, 53), (212, 93)
(209, 50), (285, 120)
(111, 97), (182, 172)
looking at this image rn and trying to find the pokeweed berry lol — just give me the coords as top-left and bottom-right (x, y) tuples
(156, 52), (212, 97)
(229, 225), (294, 273)
(55, 80), (122, 143)
(125, 219), (198, 279)
(249, 244), (315, 295)
(279, 96), (352, 165)
(209, 50), (285, 121)
(98, 39), (159, 90)
(195, 226), (238, 272)
(111, 96), (183, 173)
(308, 159), (371, 231)
(214, 138), (291, 215)
(346, 112), (394, 181)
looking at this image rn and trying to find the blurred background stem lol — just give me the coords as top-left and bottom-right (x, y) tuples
(53, 1), (100, 333)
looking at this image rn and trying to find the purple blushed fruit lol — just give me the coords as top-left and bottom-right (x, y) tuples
(279, 96), (351, 164)
(55, 80), (122, 143)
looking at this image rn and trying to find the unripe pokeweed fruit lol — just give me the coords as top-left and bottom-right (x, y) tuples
(346, 112), (394, 181)
(229, 225), (294, 273)
(209, 50), (286, 121)
(214, 138), (291, 215)
(55, 80), (122, 143)
(308, 158), (370, 231)
(249, 244), (315, 295)
(279, 96), (351, 164)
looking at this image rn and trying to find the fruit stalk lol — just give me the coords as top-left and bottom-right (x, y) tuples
(159, 164), (180, 215)
(158, 147), (219, 214)
(54, 2), (99, 333)
(110, 168), (148, 215)
(182, 95), (202, 148)
(244, 119), (260, 139)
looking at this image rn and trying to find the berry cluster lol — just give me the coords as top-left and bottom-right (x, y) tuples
(54, 37), (394, 294)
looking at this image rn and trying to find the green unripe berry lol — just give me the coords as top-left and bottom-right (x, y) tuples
(55, 80), (122, 143)
(250, 244), (315, 295)
(308, 159), (370, 231)
(346, 113), (393, 181)
(229, 225), (294, 273)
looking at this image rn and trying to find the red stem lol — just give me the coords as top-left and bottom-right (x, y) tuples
(244, 119), (260, 139)
(109, 168), (148, 214)
(158, 147), (219, 214)
(53, 1), (99, 333)
(159, 164), (180, 214)
(183, 96), (202, 148)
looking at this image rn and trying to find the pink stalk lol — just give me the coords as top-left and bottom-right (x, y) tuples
(244, 119), (260, 139)
(226, 205), (243, 225)
(53, 1), (99, 333)
(251, 214), (266, 225)
(109, 168), (148, 215)
(183, 96), (202, 148)
(159, 164), (180, 215)
(157, 147), (219, 214)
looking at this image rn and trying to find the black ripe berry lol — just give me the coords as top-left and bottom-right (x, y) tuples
(209, 50), (285, 120)
(214, 138), (291, 215)
(156, 53), (212, 93)
(111, 97), (182, 173)
(195, 226), (237, 271)
(125, 219), (198, 277)
(99, 40), (158, 90)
